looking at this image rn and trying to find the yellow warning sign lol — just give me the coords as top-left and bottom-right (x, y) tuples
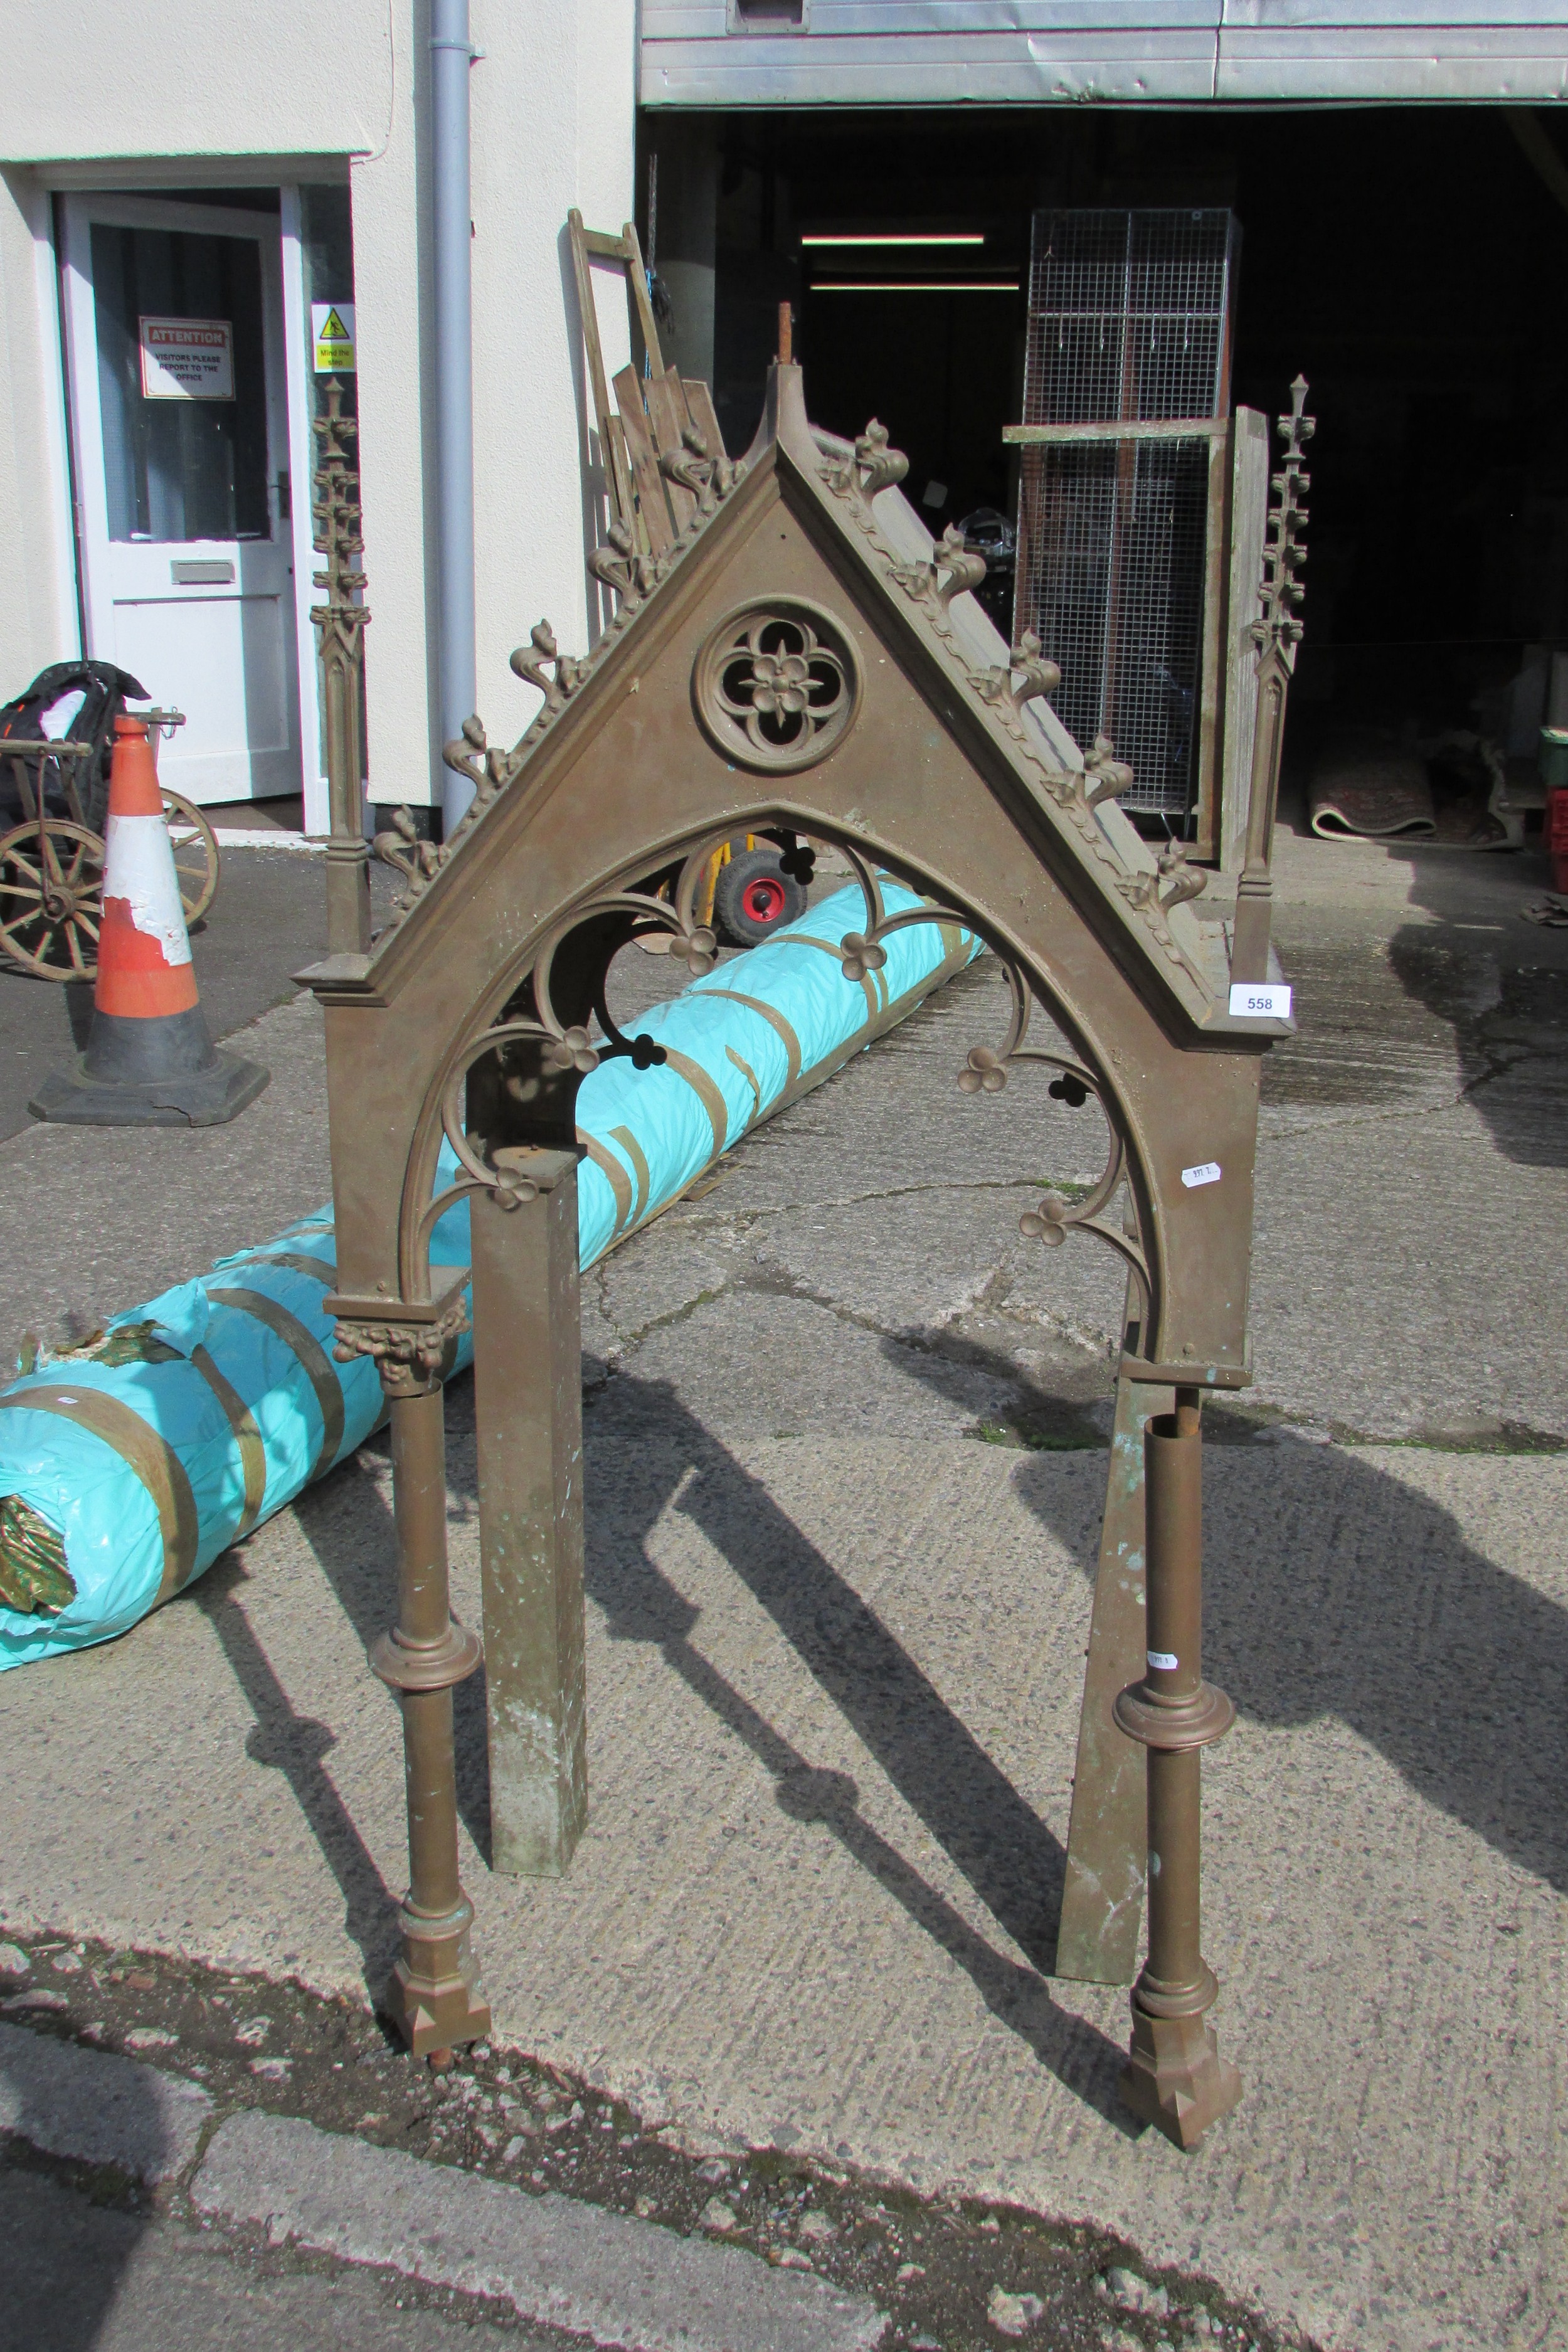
(312, 302), (356, 374)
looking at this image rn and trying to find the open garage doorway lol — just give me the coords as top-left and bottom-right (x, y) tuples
(642, 104), (1568, 844)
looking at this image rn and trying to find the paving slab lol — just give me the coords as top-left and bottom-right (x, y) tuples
(0, 988), (334, 1379)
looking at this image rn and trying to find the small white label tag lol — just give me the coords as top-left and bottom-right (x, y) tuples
(1181, 1161), (1222, 1190)
(1147, 1650), (1179, 1671)
(1229, 982), (1293, 1020)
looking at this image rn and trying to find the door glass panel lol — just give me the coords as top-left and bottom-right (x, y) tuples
(90, 223), (270, 543)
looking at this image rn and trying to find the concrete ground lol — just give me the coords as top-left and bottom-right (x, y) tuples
(1, 818), (1564, 2352)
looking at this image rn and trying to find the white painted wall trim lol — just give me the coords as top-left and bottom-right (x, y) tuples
(280, 187), (329, 834)
(0, 169), (81, 684)
(29, 189), (80, 662)
(0, 1), (392, 164)
(33, 156), (354, 193)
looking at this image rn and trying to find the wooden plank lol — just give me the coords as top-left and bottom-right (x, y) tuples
(612, 364), (676, 557)
(620, 220), (665, 378)
(1055, 1284), (1167, 1985)
(1194, 420), (1231, 863)
(567, 208), (633, 532)
(605, 417), (638, 554)
(1004, 418), (1227, 444)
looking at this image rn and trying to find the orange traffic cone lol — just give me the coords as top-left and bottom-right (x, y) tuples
(29, 716), (268, 1126)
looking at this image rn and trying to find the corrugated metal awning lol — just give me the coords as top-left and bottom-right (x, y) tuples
(641, 4), (1568, 108)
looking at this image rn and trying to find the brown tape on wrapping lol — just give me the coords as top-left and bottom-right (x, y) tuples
(659, 1048), (730, 1157)
(577, 1132), (634, 1236)
(780, 933), (879, 1020)
(206, 1288), (346, 1478)
(608, 1125), (652, 1226)
(232, 1253), (337, 1286)
(699, 988), (803, 1086)
(189, 1343), (268, 1538)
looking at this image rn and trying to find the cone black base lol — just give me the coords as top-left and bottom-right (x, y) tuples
(80, 1004), (222, 1086)
(29, 1049), (269, 1128)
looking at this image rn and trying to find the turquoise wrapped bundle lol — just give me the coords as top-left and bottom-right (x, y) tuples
(0, 884), (977, 1670)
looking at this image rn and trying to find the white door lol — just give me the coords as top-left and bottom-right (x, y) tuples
(60, 194), (301, 805)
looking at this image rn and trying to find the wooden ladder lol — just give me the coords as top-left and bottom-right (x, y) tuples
(566, 209), (728, 563)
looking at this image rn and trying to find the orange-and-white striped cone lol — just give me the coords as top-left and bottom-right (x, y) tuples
(29, 716), (268, 1126)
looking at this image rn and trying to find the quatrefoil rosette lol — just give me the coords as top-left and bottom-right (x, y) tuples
(692, 599), (861, 773)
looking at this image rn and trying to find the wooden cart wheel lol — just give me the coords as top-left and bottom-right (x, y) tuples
(161, 789), (220, 926)
(0, 820), (105, 981)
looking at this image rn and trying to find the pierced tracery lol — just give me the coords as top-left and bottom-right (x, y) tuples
(390, 825), (1152, 1336)
(692, 603), (859, 771)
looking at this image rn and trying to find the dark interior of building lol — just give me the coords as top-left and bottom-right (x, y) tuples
(642, 105), (1568, 811)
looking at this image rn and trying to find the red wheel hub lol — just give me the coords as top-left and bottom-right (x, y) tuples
(741, 874), (787, 924)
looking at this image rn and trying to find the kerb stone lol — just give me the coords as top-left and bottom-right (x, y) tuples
(0, 2021), (212, 2181)
(193, 2109), (886, 2352)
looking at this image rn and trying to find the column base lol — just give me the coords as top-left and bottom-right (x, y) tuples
(1119, 2001), (1242, 2149)
(383, 1895), (492, 2059)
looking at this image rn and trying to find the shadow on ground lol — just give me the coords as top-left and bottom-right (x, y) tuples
(196, 1550), (405, 1988)
(1389, 918), (1568, 1172)
(572, 1364), (1132, 2126)
(1264, 810), (1568, 1170)
(896, 1330), (1568, 1897)
(183, 1299), (1565, 2118)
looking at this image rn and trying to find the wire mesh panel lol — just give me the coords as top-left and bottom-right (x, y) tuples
(1015, 209), (1238, 820)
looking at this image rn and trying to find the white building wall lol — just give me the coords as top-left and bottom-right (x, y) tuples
(354, 0), (638, 800)
(0, 0), (637, 805)
(349, 5), (436, 806)
(466, 0), (637, 763)
(0, 0), (395, 162)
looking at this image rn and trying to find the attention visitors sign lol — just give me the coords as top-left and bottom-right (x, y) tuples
(139, 316), (235, 401)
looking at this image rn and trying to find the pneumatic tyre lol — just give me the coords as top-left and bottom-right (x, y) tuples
(712, 847), (807, 948)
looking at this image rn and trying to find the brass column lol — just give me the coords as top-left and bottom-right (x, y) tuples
(1113, 1386), (1241, 2148)
(369, 1353), (490, 2061)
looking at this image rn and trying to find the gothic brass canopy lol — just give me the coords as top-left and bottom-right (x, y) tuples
(300, 351), (1296, 2137)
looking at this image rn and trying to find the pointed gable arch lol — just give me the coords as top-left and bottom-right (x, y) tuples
(310, 362), (1282, 1382)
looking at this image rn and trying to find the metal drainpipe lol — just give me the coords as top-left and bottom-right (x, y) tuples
(431, 0), (477, 830)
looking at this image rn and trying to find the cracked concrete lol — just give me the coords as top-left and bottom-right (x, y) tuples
(2, 821), (1566, 2351)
